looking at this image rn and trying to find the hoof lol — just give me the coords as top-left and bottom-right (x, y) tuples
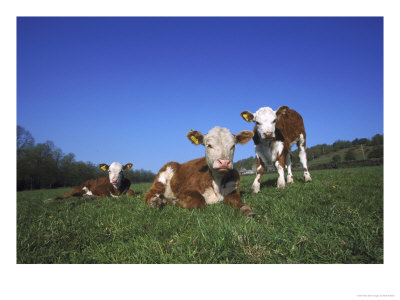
(277, 181), (286, 189)
(250, 185), (260, 194)
(149, 197), (163, 209)
(287, 175), (294, 184)
(240, 205), (256, 217)
(304, 175), (312, 182)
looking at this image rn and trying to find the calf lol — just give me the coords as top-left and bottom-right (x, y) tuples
(240, 106), (312, 193)
(143, 127), (255, 217)
(56, 162), (134, 199)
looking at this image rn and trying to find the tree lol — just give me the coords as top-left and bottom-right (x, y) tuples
(371, 134), (383, 146)
(344, 149), (356, 161)
(16, 125), (156, 190)
(332, 154), (341, 163)
(17, 125), (34, 149)
(332, 140), (352, 152)
(368, 145), (383, 159)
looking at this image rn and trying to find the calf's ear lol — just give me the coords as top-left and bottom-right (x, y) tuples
(186, 130), (204, 145)
(99, 164), (109, 171)
(276, 106), (289, 119)
(235, 131), (254, 144)
(123, 163), (133, 170)
(240, 111), (254, 122)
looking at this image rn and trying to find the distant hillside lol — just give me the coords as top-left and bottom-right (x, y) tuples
(234, 134), (383, 172)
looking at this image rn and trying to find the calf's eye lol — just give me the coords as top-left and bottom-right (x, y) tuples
(207, 144), (213, 149)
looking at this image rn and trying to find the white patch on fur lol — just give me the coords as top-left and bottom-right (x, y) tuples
(82, 186), (93, 196)
(272, 141), (284, 159)
(109, 192), (118, 198)
(158, 166), (174, 184)
(202, 179), (237, 204)
(202, 186), (222, 204)
(255, 140), (283, 165)
(298, 134), (311, 181)
(251, 174), (261, 194)
(286, 153), (293, 183)
(158, 166), (176, 200)
(275, 161), (285, 189)
(257, 164), (262, 172)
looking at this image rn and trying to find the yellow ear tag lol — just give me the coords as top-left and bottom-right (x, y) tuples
(190, 135), (199, 144)
(100, 165), (107, 171)
(243, 113), (250, 121)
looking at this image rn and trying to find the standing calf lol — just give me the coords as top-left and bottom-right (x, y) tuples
(56, 162), (134, 199)
(240, 106), (312, 193)
(143, 127), (255, 216)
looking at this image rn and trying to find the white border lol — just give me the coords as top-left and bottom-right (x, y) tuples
(3, 1), (399, 299)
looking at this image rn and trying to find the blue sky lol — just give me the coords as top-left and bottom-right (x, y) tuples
(17, 17), (383, 173)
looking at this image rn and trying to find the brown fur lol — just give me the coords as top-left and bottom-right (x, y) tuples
(144, 157), (254, 216)
(275, 107), (306, 149)
(56, 176), (134, 199)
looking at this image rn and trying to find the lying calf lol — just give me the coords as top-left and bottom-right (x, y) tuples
(144, 127), (255, 216)
(56, 162), (134, 199)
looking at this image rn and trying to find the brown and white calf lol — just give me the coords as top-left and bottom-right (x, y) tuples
(56, 162), (134, 199)
(143, 127), (255, 216)
(240, 106), (312, 193)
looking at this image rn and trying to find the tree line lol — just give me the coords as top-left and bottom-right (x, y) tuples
(17, 126), (155, 191)
(234, 134), (383, 171)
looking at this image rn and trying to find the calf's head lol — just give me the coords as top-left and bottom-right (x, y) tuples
(241, 106), (289, 140)
(187, 126), (253, 173)
(99, 162), (133, 186)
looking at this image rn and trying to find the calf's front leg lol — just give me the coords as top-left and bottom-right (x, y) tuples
(224, 191), (255, 217)
(144, 182), (166, 208)
(275, 153), (286, 189)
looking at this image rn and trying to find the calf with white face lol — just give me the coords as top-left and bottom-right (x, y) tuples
(56, 162), (134, 199)
(241, 106), (312, 193)
(100, 162), (132, 190)
(143, 126), (255, 216)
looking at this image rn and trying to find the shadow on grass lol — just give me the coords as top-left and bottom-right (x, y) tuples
(260, 178), (277, 189)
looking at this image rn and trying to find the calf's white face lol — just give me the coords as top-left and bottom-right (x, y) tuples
(241, 106), (288, 140)
(187, 126), (253, 174)
(99, 162), (133, 186)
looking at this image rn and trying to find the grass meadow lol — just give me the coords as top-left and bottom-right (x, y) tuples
(17, 166), (383, 264)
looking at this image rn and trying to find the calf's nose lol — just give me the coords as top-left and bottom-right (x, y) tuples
(217, 159), (231, 168)
(111, 178), (118, 183)
(264, 132), (273, 138)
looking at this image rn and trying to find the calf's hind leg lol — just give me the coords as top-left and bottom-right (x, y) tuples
(175, 191), (206, 209)
(298, 136), (312, 182)
(56, 185), (85, 199)
(286, 152), (294, 184)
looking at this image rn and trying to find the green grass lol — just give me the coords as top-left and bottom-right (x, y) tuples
(17, 166), (383, 264)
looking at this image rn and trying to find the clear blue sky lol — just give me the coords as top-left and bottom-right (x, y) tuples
(17, 17), (383, 173)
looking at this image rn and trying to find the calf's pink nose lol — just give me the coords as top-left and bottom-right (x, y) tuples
(111, 178), (118, 183)
(217, 159), (231, 168)
(264, 132), (273, 138)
